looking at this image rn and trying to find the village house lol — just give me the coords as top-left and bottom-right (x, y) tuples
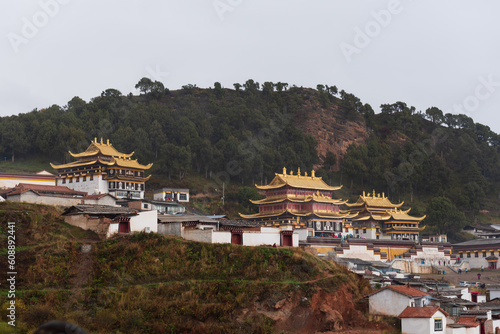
(0, 183), (117, 207)
(398, 306), (448, 334)
(153, 188), (190, 203)
(367, 285), (431, 317)
(62, 205), (157, 238)
(447, 316), (480, 334)
(0, 170), (55, 188)
(158, 215), (298, 247)
(126, 199), (185, 214)
(453, 239), (500, 269)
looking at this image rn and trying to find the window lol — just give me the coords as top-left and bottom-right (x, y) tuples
(492, 251), (496, 256)
(434, 318), (443, 331)
(69, 178), (72, 183)
(459, 253), (463, 259)
(363, 228), (367, 234)
(62, 179), (66, 184)
(179, 194), (187, 201)
(475, 252), (479, 258)
(90, 175), (93, 181)
(483, 251), (487, 257)
(76, 177), (79, 182)
(467, 252), (471, 258)
(355, 229), (359, 234)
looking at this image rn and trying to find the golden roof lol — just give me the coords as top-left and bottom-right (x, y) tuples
(345, 190), (404, 209)
(50, 160), (99, 169)
(239, 208), (355, 220)
(256, 167), (342, 191)
(113, 158), (153, 170)
(51, 139), (152, 171)
(69, 138), (134, 159)
(251, 193), (346, 205)
(351, 208), (426, 222)
(51, 157), (152, 171)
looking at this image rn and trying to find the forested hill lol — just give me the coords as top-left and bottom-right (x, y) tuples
(1, 78), (500, 240)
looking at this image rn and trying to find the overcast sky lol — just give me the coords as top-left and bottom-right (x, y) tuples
(1, 1), (500, 134)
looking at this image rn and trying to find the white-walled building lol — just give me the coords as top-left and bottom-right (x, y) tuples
(62, 205), (157, 238)
(0, 183), (117, 207)
(158, 215), (299, 247)
(398, 306), (449, 334)
(0, 171), (55, 189)
(367, 285), (431, 317)
(51, 138), (152, 200)
(154, 188), (189, 202)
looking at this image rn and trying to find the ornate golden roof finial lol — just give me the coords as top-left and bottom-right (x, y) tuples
(107, 139), (110, 145)
(94, 137), (97, 143)
(297, 167), (301, 176)
(100, 137), (103, 144)
(283, 167), (287, 175)
(311, 169), (315, 178)
(382, 192), (385, 198)
(372, 190), (375, 198)
(363, 190), (365, 197)
(304, 171), (308, 176)
(289, 170), (293, 175)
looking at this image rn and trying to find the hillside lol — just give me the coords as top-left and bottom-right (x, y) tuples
(0, 202), (395, 333)
(1, 79), (500, 240)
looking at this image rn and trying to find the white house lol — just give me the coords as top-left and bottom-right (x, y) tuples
(158, 215), (299, 247)
(447, 316), (480, 334)
(154, 188), (189, 202)
(367, 285), (431, 316)
(62, 205), (157, 239)
(488, 286), (500, 300)
(106, 209), (157, 237)
(398, 306), (449, 334)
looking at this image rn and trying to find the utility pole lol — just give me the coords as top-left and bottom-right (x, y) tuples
(222, 182), (225, 206)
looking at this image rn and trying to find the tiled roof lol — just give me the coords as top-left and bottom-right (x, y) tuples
(455, 316), (480, 327)
(5, 183), (86, 196)
(399, 306), (448, 318)
(366, 285), (430, 299)
(388, 285), (430, 297)
(63, 205), (137, 215)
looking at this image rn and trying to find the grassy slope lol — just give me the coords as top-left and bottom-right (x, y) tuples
(0, 202), (387, 334)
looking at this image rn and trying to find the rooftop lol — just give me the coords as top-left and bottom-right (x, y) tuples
(398, 306), (448, 318)
(62, 205), (138, 216)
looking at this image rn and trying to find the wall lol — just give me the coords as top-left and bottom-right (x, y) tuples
(107, 210), (157, 238)
(183, 229), (214, 243)
(129, 210), (157, 233)
(369, 289), (416, 316)
(391, 259), (436, 274)
(84, 195), (116, 206)
(14, 192), (83, 206)
(295, 228), (313, 241)
(401, 317), (431, 334)
(0, 175), (55, 188)
(485, 319), (500, 334)
(59, 175), (107, 195)
(64, 215), (110, 238)
(158, 222), (182, 237)
(342, 244), (381, 261)
(243, 228), (281, 246)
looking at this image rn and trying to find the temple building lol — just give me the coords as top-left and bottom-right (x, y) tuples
(239, 167), (356, 236)
(345, 190), (425, 241)
(50, 138), (152, 199)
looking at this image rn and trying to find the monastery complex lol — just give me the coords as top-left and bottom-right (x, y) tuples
(240, 167), (426, 242)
